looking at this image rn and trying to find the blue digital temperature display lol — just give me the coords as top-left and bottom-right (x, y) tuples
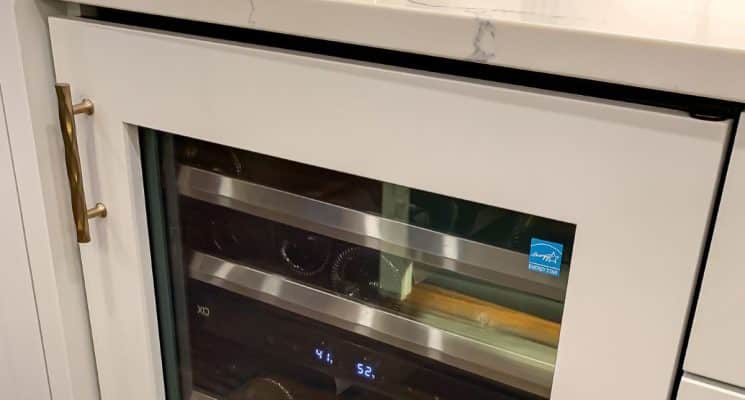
(355, 362), (376, 380)
(314, 348), (334, 365)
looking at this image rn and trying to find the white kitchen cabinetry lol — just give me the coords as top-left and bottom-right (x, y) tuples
(0, 2), (99, 400)
(678, 374), (745, 400)
(0, 86), (52, 400)
(684, 114), (745, 389)
(1, 1), (743, 399)
(47, 16), (730, 400)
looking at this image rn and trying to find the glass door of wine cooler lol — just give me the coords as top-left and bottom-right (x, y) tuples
(50, 18), (730, 400)
(141, 130), (576, 400)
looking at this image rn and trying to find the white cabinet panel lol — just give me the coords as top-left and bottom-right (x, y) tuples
(679, 374), (745, 400)
(0, 89), (51, 400)
(685, 113), (745, 388)
(0, 2), (99, 400)
(48, 17), (730, 400)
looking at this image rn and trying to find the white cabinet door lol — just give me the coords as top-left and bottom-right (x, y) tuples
(684, 113), (745, 388)
(48, 17), (731, 400)
(678, 374), (745, 400)
(0, 88), (52, 400)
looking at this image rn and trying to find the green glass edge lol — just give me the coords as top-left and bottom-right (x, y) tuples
(140, 128), (182, 400)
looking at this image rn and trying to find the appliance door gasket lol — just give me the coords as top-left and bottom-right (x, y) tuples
(189, 250), (555, 397)
(177, 165), (568, 301)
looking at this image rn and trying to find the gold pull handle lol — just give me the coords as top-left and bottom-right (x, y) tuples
(55, 83), (107, 243)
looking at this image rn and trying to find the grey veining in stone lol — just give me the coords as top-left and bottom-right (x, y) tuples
(247, 0), (256, 25)
(469, 20), (497, 62)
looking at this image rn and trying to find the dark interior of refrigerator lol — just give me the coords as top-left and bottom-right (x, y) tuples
(140, 130), (576, 400)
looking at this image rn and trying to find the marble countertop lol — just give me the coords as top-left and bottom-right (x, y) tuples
(83, 0), (745, 102)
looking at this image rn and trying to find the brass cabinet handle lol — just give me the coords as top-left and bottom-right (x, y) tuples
(55, 83), (107, 243)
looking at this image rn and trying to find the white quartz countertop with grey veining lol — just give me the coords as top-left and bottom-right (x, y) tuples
(84, 0), (745, 102)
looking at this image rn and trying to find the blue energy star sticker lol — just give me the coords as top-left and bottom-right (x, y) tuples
(528, 238), (563, 277)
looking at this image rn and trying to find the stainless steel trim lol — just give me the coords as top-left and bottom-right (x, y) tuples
(189, 251), (555, 397)
(178, 166), (567, 301)
(191, 390), (219, 400)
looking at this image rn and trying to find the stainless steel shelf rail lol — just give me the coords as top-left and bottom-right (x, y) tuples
(189, 251), (555, 397)
(191, 390), (218, 400)
(177, 165), (567, 301)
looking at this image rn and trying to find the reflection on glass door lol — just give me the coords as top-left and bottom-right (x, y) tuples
(141, 129), (576, 400)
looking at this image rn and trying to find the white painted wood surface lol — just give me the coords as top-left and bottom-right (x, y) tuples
(0, 85), (51, 400)
(0, 1), (99, 400)
(684, 113), (745, 389)
(49, 17), (730, 400)
(679, 374), (745, 400)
